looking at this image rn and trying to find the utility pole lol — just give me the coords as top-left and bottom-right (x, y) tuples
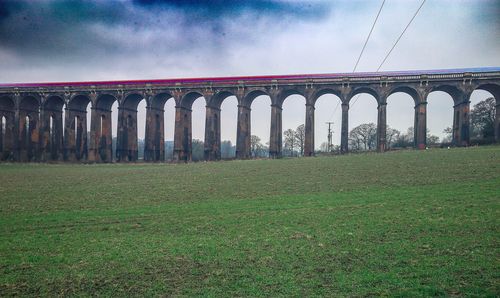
(326, 122), (334, 152)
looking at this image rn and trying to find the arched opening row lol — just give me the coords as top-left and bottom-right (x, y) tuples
(0, 85), (498, 162)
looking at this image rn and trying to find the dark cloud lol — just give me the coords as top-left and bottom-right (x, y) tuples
(0, 0), (331, 63)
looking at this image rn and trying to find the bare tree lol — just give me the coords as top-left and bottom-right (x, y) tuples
(348, 123), (377, 151)
(442, 127), (453, 143)
(251, 135), (262, 158)
(294, 124), (305, 156)
(386, 126), (400, 148)
(283, 129), (296, 157)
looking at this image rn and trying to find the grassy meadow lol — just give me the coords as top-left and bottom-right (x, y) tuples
(0, 146), (499, 296)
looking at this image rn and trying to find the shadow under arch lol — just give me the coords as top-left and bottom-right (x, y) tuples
(93, 93), (119, 163)
(19, 95), (40, 161)
(66, 94), (92, 161)
(173, 91), (206, 162)
(0, 95), (15, 160)
(42, 95), (65, 161)
(117, 93), (146, 162)
(143, 92), (174, 162)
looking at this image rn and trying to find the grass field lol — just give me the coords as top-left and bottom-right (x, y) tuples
(0, 147), (499, 296)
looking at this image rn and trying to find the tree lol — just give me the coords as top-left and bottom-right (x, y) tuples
(442, 127), (452, 143)
(348, 123), (377, 151)
(427, 135), (440, 145)
(470, 97), (495, 140)
(221, 140), (235, 159)
(191, 139), (204, 161)
(283, 128), (296, 157)
(392, 126), (413, 148)
(294, 124), (305, 156)
(386, 126), (400, 148)
(251, 135), (262, 158)
(319, 142), (329, 152)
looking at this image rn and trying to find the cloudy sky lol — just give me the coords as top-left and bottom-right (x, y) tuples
(1, 0), (499, 147)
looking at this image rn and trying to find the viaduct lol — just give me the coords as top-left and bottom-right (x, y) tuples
(0, 67), (499, 163)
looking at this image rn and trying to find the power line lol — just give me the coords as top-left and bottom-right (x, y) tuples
(353, 0), (386, 73)
(351, 0), (426, 109)
(376, 0), (426, 71)
(327, 0), (386, 121)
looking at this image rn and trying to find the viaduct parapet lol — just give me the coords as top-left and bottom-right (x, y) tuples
(0, 68), (499, 162)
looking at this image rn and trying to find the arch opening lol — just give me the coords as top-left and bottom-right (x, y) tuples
(426, 91), (455, 146)
(0, 96), (15, 160)
(250, 95), (271, 158)
(220, 95), (238, 159)
(348, 93), (378, 152)
(44, 96), (64, 160)
(94, 94), (118, 162)
(190, 96), (206, 162)
(163, 97), (175, 161)
(386, 92), (418, 149)
(282, 94), (306, 157)
(314, 93), (342, 153)
(469, 89), (496, 144)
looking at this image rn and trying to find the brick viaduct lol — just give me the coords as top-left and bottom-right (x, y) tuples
(0, 68), (499, 163)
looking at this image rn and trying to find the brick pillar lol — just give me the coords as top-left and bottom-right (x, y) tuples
(204, 106), (221, 161)
(236, 104), (251, 159)
(377, 103), (387, 152)
(341, 102), (349, 154)
(414, 101), (427, 149)
(64, 108), (88, 162)
(495, 102), (500, 143)
(88, 107), (98, 162)
(269, 104), (282, 158)
(116, 107), (139, 162)
(144, 106), (164, 161)
(89, 107), (113, 163)
(304, 103), (315, 156)
(452, 101), (470, 146)
(173, 106), (192, 162)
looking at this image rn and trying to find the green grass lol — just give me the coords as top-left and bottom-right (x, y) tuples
(0, 147), (499, 297)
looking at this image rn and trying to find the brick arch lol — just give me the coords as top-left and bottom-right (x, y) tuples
(311, 87), (343, 105)
(95, 94), (118, 111)
(387, 86), (421, 105)
(0, 95), (15, 111)
(151, 92), (173, 110)
(43, 95), (65, 111)
(122, 93), (145, 110)
(242, 88), (269, 107)
(20, 95), (40, 112)
(348, 86), (380, 104)
(179, 91), (205, 109)
(209, 90), (236, 109)
(474, 83), (500, 105)
(277, 88), (305, 106)
(429, 84), (463, 104)
(69, 94), (92, 111)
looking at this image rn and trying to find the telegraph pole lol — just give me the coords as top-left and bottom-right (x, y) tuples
(326, 122), (334, 152)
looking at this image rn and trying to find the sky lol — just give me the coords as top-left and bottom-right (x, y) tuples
(0, 0), (499, 147)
